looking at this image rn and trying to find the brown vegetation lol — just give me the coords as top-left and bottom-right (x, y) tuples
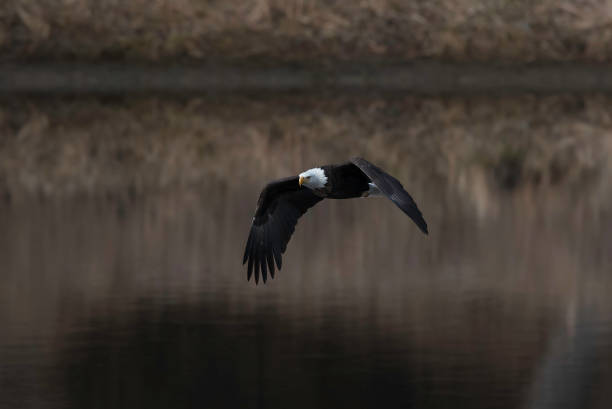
(3, 1), (612, 63)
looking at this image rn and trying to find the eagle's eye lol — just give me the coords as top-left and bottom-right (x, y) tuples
(307, 176), (311, 179)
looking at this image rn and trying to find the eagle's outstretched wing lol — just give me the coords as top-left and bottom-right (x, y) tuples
(243, 177), (324, 284)
(350, 157), (428, 234)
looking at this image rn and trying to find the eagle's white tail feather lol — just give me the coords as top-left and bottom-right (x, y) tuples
(363, 183), (383, 198)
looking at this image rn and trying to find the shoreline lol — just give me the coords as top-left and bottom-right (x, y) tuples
(2, 62), (612, 95)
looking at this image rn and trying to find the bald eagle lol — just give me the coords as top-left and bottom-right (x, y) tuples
(243, 157), (428, 283)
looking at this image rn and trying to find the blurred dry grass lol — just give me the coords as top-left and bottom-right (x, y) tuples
(1, 95), (611, 219)
(3, 0), (612, 62)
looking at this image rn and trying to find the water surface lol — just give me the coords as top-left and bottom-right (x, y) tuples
(1, 97), (611, 409)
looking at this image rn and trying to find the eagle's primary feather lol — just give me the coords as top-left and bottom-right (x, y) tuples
(243, 177), (323, 284)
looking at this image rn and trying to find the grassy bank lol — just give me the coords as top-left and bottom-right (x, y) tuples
(3, 1), (612, 63)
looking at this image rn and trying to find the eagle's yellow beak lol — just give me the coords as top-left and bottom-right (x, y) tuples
(299, 176), (305, 186)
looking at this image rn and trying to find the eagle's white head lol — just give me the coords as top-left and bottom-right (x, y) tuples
(299, 167), (327, 190)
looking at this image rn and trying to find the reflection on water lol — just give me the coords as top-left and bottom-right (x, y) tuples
(1, 98), (612, 409)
